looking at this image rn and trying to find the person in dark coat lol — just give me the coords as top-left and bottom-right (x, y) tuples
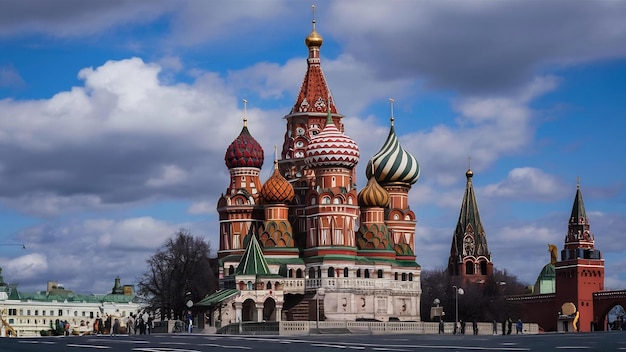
(472, 320), (478, 335)
(507, 318), (513, 335)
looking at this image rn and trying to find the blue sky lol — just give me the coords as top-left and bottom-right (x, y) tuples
(0, 0), (625, 294)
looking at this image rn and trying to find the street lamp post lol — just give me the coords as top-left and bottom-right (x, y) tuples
(315, 288), (325, 331)
(453, 285), (464, 334)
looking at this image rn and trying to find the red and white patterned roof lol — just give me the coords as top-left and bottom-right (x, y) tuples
(305, 112), (359, 169)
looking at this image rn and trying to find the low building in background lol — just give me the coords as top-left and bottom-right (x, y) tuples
(0, 276), (142, 337)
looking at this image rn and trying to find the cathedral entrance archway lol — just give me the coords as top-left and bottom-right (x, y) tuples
(263, 297), (276, 321)
(242, 299), (256, 322)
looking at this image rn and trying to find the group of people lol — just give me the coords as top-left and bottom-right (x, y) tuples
(492, 318), (524, 335)
(91, 312), (154, 336)
(437, 318), (524, 335)
(450, 319), (479, 335)
(56, 319), (72, 336)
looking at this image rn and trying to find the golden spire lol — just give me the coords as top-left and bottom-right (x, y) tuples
(242, 99), (248, 127)
(274, 145), (279, 169)
(466, 155), (474, 178)
(389, 98), (395, 126)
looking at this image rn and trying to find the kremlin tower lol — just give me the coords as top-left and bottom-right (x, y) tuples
(207, 10), (422, 324)
(447, 165), (493, 283)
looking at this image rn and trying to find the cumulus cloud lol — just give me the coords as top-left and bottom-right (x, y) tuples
(328, 0), (626, 94)
(0, 253), (48, 281)
(0, 217), (199, 292)
(0, 58), (265, 215)
(188, 201), (214, 215)
(0, 0), (174, 38)
(482, 167), (569, 201)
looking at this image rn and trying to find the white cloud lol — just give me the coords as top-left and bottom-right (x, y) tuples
(482, 167), (569, 201)
(0, 253), (48, 281)
(146, 164), (188, 187)
(188, 201), (214, 215)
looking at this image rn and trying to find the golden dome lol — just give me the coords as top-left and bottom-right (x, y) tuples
(305, 28), (323, 47)
(466, 168), (474, 178)
(358, 175), (390, 208)
(260, 162), (295, 204)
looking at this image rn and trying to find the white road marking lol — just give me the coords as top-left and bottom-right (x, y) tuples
(67, 344), (111, 349)
(198, 343), (252, 349)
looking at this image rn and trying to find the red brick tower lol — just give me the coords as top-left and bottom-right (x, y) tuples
(555, 183), (604, 332)
(217, 101), (265, 259)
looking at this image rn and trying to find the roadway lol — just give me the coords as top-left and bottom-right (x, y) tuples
(1, 331), (625, 351)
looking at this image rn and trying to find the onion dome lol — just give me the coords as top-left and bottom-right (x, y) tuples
(305, 6), (323, 48)
(305, 107), (359, 168)
(358, 171), (390, 208)
(365, 101), (419, 186)
(224, 101), (264, 169)
(305, 26), (323, 48)
(261, 160), (295, 203)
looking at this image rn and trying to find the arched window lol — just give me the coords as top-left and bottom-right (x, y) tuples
(317, 267), (322, 278)
(288, 269), (294, 278)
(266, 281), (272, 290)
(344, 267), (349, 277)
(247, 281), (253, 290)
(296, 269), (303, 278)
(333, 198), (340, 204)
(465, 261), (474, 275)
(364, 269), (370, 278)
(401, 273), (407, 281)
(229, 265), (235, 275)
(394, 272), (399, 281)
(377, 269), (383, 278)
(409, 273), (413, 281)
(480, 261), (487, 275)
(356, 269), (361, 278)
(309, 267), (316, 279)
(328, 267), (335, 278)
(322, 196), (331, 204)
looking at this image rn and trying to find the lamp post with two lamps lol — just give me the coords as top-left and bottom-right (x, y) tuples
(453, 285), (464, 334)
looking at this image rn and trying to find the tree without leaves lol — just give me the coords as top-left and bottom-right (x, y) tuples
(138, 229), (218, 320)
(420, 267), (528, 323)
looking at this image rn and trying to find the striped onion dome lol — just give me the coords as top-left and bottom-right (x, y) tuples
(224, 119), (264, 169)
(261, 161), (295, 203)
(305, 109), (360, 169)
(365, 118), (419, 186)
(358, 172), (390, 208)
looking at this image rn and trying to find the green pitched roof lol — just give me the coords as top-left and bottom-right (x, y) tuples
(570, 185), (588, 222)
(236, 234), (271, 276)
(195, 289), (239, 307)
(450, 169), (491, 261)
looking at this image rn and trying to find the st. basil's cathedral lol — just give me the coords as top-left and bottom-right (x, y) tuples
(205, 18), (421, 324)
